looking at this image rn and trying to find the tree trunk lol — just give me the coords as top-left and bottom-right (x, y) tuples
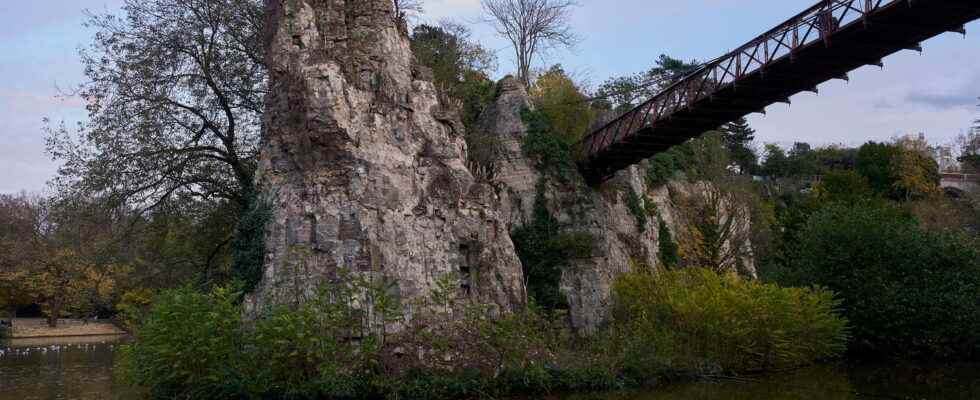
(47, 301), (60, 328)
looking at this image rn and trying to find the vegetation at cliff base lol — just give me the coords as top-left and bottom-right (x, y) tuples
(6, 0), (980, 398)
(611, 268), (848, 374)
(120, 268), (847, 400)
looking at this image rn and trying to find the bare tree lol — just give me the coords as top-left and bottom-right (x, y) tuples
(393, 0), (424, 22)
(481, 0), (579, 88)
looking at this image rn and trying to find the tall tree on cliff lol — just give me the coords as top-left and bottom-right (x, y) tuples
(393, 0), (424, 22)
(410, 21), (498, 129)
(481, 0), (580, 88)
(46, 0), (266, 212)
(594, 55), (701, 114)
(720, 118), (758, 174)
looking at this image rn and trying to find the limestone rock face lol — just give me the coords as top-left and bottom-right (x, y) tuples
(481, 78), (661, 332)
(249, 0), (525, 314)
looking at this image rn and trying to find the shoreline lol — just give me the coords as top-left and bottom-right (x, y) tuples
(6, 318), (127, 340)
(9, 332), (129, 339)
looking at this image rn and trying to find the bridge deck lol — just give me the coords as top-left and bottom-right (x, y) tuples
(578, 0), (980, 185)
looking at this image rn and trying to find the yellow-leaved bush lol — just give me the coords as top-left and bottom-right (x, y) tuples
(611, 268), (849, 374)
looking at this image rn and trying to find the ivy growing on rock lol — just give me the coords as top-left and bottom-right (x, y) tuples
(230, 189), (272, 292)
(520, 108), (578, 181)
(511, 181), (593, 310)
(657, 218), (679, 269)
(625, 187), (648, 232)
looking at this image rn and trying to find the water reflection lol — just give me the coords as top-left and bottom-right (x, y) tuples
(557, 363), (980, 400)
(0, 335), (139, 400)
(2, 338), (978, 400)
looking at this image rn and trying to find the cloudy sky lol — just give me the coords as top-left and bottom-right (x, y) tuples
(2, 0), (978, 194)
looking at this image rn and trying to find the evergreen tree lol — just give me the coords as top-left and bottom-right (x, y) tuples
(596, 54), (701, 112)
(657, 219), (679, 269)
(721, 118), (758, 174)
(721, 118), (755, 148)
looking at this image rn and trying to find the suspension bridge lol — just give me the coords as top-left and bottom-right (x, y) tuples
(577, 0), (980, 185)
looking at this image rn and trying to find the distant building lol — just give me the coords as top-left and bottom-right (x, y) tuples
(941, 173), (979, 193)
(933, 144), (958, 173)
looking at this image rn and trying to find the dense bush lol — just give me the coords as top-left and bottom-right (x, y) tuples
(530, 65), (597, 144)
(778, 202), (980, 358)
(657, 219), (679, 269)
(611, 268), (848, 374)
(521, 108), (578, 180)
(122, 265), (852, 399)
(121, 274), (624, 400)
(511, 182), (593, 310)
(120, 286), (249, 399)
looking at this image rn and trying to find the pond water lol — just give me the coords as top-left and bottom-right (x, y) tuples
(557, 362), (980, 400)
(0, 335), (139, 400)
(2, 338), (978, 400)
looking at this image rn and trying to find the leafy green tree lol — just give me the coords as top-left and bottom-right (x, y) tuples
(780, 202), (980, 358)
(531, 65), (596, 144)
(761, 144), (790, 177)
(855, 140), (940, 201)
(856, 141), (899, 195)
(47, 0), (266, 211)
(410, 22), (497, 130)
(595, 55), (700, 112)
(813, 170), (873, 204)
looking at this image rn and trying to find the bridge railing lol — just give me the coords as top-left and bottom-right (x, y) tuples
(580, 0), (902, 160)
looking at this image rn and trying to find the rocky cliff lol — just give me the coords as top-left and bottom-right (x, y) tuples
(248, 0), (525, 315)
(480, 77), (661, 331)
(251, 0), (753, 331)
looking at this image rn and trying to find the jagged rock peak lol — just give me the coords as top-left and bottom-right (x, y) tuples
(249, 0), (526, 316)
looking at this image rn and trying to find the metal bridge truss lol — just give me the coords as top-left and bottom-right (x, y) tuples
(578, 0), (980, 184)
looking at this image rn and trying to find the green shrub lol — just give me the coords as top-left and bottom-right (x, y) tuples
(511, 181), (593, 310)
(521, 108), (577, 180)
(116, 288), (156, 331)
(647, 152), (678, 188)
(626, 188), (648, 232)
(249, 286), (384, 398)
(657, 219), (679, 269)
(119, 286), (248, 399)
(781, 202), (980, 358)
(611, 269), (848, 374)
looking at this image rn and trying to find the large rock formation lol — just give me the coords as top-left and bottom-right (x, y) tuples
(248, 0), (525, 314)
(250, 0), (754, 331)
(480, 78), (660, 331)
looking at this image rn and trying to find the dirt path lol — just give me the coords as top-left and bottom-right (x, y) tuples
(9, 318), (125, 338)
